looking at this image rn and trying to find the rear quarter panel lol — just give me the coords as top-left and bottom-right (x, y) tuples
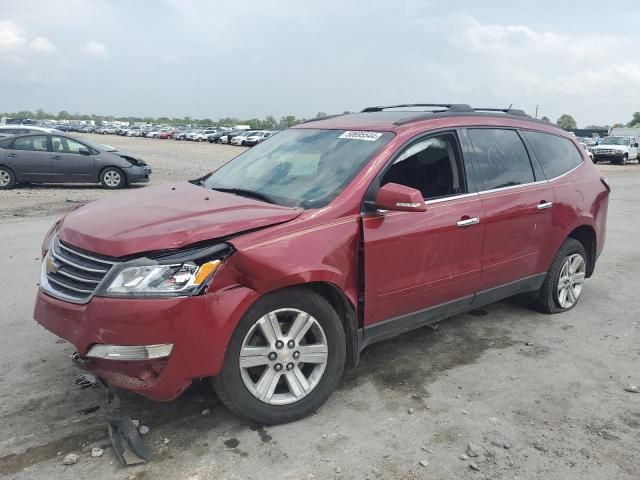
(544, 157), (608, 272)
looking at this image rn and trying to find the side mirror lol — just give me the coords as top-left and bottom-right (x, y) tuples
(78, 147), (91, 155)
(634, 143), (639, 148)
(375, 183), (426, 212)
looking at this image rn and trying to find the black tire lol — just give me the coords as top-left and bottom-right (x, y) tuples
(535, 238), (587, 314)
(0, 166), (16, 190)
(100, 167), (127, 189)
(614, 154), (627, 165)
(212, 287), (346, 425)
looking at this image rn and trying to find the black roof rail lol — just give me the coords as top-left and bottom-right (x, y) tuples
(472, 107), (530, 117)
(297, 113), (345, 124)
(361, 103), (473, 113)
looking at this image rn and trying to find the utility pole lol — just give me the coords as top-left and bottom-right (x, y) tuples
(535, 104), (539, 119)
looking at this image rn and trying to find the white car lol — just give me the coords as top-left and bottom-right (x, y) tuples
(145, 129), (161, 138)
(579, 142), (594, 162)
(0, 125), (61, 139)
(230, 131), (258, 146)
(591, 136), (639, 165)
(243, 130), (273, 146)
(192, 129), (219, 142)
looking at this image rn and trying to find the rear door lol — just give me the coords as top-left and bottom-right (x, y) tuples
(50, 136), (96, 181)
(362, 131), (484, 342)
(3, 135), (52, 181)
(465, 128), (554, 294)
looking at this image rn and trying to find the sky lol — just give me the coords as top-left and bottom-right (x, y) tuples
(1, 0), (639, 126)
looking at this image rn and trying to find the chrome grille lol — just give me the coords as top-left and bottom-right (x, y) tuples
(44, 237), (116, 302)
(596, 149), (615, 155)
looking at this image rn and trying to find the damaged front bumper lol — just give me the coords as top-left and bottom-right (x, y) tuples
(34, 283), (258, 401)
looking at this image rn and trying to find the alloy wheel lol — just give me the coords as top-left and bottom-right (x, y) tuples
(556, 253), (586, 309)
(239, 308), (328, 405)
(103, 171), (121, 187)
(0, 169), (10, 187)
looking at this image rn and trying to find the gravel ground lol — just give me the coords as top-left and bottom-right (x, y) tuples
(1, 137), (639, 479)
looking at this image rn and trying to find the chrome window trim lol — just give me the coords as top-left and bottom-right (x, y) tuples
(547, 161), (583, 182)
(478, 179), (549, 195)
(424, 192), (479, 205)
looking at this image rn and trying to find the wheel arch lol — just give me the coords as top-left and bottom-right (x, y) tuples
(250, 282), (359, 368)
(567, 224), (597, 277)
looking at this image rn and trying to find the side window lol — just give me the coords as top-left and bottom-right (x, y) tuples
(467, 129), (534, 190)
(51, 136), (88, 154)
(522, 131), (583, 179)
(13, 135), (49, 152)
(381, 133), (465, 200)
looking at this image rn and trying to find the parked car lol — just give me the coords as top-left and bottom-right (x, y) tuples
(95, 126), (117, 135)
(207, 130), (231, 143)
(145, 129), (162, 138)
(173, 129), (192, 140)
(192, 129), (219, 142)
(217, 130), (245, 144)
(230, 130), (258, 146)
(591, 135), (639, 164)
(579, 142), (594, 161)
(0, 133), (151, 189)
(243, 130), (274, 146)
(0, 125), (61, 139)
(158, 129), (175, 139)
(33, 104), (609, 425)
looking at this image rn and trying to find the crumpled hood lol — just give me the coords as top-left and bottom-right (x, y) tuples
(58, 182), (303, 257)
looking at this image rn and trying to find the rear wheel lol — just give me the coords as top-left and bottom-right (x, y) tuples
(212, 288), (346, 425)
(0, 166), (16, 190)
(535, 238), (587, 313)
(100, 167), (126, 189)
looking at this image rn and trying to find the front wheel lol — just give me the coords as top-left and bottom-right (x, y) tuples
(100, 167), (127, 189)
(212, 288), (346, 425)
(535, 238), (587, 314)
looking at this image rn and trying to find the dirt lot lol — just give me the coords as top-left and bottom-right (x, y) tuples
(1, 136), (639, 480)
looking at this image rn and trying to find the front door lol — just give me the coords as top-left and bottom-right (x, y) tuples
(50, 136), (96, 181)
(362, 132), (484, 343)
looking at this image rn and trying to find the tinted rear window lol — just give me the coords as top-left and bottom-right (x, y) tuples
(467, 128), (534, 190)
(522, 131), (583, 179)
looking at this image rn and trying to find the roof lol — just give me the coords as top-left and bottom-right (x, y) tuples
(295, 105), (562, 134)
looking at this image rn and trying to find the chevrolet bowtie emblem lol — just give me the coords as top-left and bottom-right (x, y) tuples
(45, 256), (59, 275)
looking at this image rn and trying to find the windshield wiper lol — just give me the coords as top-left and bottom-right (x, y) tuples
(211, 187), (276, 204)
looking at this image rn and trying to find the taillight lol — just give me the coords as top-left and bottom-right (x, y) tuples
(600, 176), (611, 193)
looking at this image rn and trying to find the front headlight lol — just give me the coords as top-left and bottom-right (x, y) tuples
(96, 242), (232, 298)
(102, 260), (221, 297)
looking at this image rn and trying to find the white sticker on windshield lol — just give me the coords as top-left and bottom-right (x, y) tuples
(338, 131), (383, 141)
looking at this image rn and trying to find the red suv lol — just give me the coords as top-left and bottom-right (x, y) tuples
(34, 104), (609, 424)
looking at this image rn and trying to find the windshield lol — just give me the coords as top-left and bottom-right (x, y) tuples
(601, 136), (630, 146)
(80, 137), (117, 151)
(204, 128), (393, 208)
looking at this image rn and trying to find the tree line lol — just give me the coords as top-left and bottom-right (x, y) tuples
(3, 108), (639, 131)
(554, 112), (640, 131)
(0, 109), (348, 130)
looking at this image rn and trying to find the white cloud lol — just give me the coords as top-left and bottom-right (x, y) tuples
(0, 20), (26, 50)
(81, 40), (107, 57)
(29, 36), (55, 52)
(450, 15), (625, 59)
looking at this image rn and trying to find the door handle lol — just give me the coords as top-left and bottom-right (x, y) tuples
(537, 201), (553, 210)
(52, 155), (61, 160)
(456, 217), (480, 227)
(7, 153), (16, 157)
